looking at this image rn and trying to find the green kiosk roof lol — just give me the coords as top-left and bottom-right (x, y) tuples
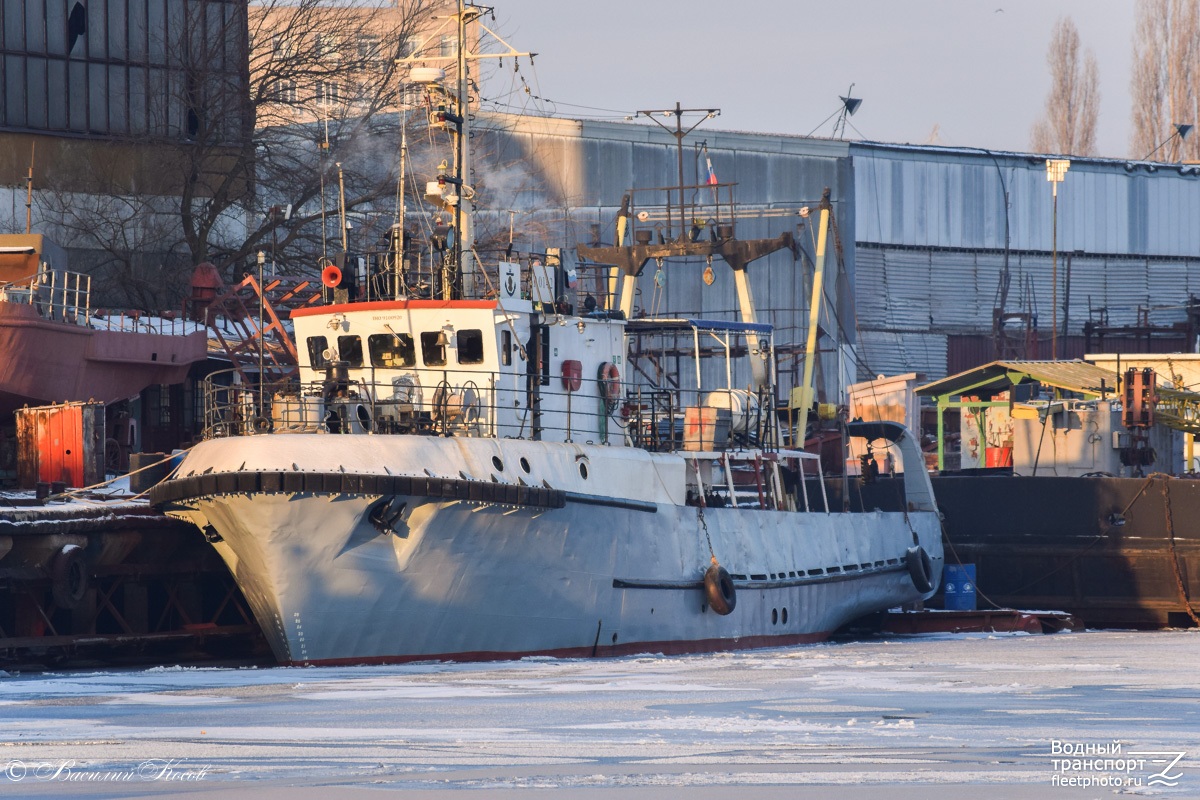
(916, 360), (1122, 401)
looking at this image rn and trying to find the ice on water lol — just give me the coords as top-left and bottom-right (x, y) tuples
(0, 630), (1196, 798)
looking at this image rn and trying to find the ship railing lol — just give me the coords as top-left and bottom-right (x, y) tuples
(199, 366), (782, 451)
(2, 267), (196, 335)
(197, 366), (831, 511)
(2, 268), (93, 325)
(473, 259), (621, 312)
(624, 182), (738, 247)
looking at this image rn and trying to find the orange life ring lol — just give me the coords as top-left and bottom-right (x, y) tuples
(597, 362), (621, 409)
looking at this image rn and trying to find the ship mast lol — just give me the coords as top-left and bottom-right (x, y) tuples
(398, 2), (531, 299)
(579, 104), (796, 394)
(635, 103), (718, 243)
(452, 0), (472, 296)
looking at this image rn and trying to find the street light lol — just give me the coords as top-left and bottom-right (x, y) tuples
(1046, 158), (1070, 359)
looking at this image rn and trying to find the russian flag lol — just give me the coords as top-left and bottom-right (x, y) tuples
(705, 149), (718, 185)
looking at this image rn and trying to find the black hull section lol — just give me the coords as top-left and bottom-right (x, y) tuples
(847, 474), (1200, 628)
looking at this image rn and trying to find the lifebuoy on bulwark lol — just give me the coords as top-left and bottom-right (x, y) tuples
(905, 545), (934, 594)
(704, 563), (736, 615)
(51, 544), (90, 610)
(597, 362), (621, 411)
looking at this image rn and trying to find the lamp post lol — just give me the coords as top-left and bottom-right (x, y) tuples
(257, 249), (265, 425)
(1046, 158), (1070, 359)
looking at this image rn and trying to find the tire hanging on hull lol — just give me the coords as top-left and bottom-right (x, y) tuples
(704, 563), (737, 615)
(906, 545), (934, 594)
(51, 544), (89, 609)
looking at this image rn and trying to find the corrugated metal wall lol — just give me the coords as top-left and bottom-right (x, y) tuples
(0, 0), (247, 141)
(851, 143), (1200, 380)
(474, 119), (1200, 386)
(852, 145), (1200, 257)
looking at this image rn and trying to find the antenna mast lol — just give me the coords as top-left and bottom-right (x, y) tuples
(635, 102), (719, 241)
(397, 1), (531, 298)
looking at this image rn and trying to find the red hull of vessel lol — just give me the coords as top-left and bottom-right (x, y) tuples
(0, 302), (207, 416)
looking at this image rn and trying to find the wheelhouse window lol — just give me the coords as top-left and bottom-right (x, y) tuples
(421, 331), (446, 366)
(306, 336), (329, 369)
(337, 335), (363, 367)
(501, 329), (512, 366)
(368, 332), (415, 368)
(457, 329), (485, 364)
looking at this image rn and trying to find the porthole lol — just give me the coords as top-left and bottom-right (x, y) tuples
(519, 456), (531, 473)
(578, 461), (589, 479)
(781, 607), (788, 624)
(771, 608), (778, 625)
(491, 456), (504, 471)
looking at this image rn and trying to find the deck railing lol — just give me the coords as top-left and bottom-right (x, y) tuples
(199, 367), (834, 511)
(199, 366), (779, 449)
(0, 268), (196, 335)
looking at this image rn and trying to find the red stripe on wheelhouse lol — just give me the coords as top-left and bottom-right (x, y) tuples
(291, 299), (498, 318)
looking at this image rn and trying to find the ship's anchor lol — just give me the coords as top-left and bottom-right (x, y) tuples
(369, 497), (408, 537)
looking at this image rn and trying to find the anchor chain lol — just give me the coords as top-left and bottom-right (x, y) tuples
(1160, 475), (1200, 626)
(698, 504), (716, 564)
(692, 457), (717, 564)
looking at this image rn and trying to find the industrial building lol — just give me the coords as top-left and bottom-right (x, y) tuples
(470, 113), (1200, 398)
(2, 0), (1197, 396)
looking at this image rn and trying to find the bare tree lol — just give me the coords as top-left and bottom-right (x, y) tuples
(1131, 0), (1200, 161)
(190, 0), (437, 276)
(37, 0), (436, 307)
(1030, 17), (1100, 156)
(38, 187), (190, 310)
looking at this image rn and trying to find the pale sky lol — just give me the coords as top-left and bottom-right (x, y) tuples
(486, 1), (1140, 158)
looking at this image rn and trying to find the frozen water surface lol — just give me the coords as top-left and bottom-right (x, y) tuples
(0, 630), (1196, 799)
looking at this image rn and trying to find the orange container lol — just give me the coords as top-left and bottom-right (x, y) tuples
(985, 446), (1012, 468)
(16, 401), (105, 489)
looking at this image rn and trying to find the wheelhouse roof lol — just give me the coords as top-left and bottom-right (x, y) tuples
(291, 299), (498, 318)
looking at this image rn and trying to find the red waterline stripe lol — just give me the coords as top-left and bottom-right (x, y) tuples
(283, 630), (831, 667)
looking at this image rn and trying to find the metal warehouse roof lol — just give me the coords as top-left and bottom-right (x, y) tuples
(916, 360), (1122, 399)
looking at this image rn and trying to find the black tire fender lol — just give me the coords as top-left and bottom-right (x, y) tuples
(906, 545), (935, 594)
(704, 563), (736, 616)
(51, 544), (90, 609)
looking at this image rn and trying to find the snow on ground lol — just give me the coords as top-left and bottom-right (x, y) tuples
(0, 630), (1197, 799)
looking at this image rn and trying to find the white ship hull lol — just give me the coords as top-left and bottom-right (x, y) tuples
(157, 435), (943, 665)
